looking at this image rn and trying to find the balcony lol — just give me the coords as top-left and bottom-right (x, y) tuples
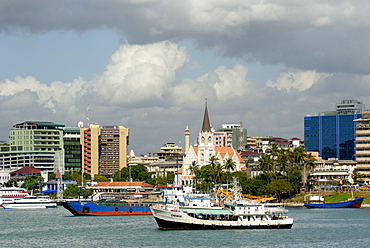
(355, 137), (370, 142)
(355, 130), (370, 135)
(355, 150), (370, 155)
(355, 144), (370, 149)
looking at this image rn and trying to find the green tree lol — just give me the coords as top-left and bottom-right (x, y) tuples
(353, 172), (365, 184)
(243, 177), (268, 196)
(154, 172), (175, 186)
(21, 175), (44, 192)
(196, 165), (214, 191)
(63, 184), (80, 198)
(62, 171), (86, 186)
(113, 164), (152, 182)
(63, 184), (93, 198)
(266, 179), (294, 201)
(286, 166), (303, 193)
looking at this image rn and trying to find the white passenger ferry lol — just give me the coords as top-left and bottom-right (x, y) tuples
(151, 181), (293, 230)
(2, 196), (57, 209)
(0, 186), (29, 207)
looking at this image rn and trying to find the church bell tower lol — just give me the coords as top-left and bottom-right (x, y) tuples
(197, 100), (215, 164)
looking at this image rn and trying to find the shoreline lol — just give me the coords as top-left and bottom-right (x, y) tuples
(284, 203), (370, 208)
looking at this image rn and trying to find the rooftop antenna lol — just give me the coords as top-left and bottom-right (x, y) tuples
(86, 105), (93, 126)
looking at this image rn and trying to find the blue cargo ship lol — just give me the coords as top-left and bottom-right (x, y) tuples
(61, 201), (153, 216)
(304, 195), (364, 208)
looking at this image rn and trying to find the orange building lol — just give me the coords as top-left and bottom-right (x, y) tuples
(81, 125), (129, 178)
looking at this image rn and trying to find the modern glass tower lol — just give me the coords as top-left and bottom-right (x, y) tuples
(304, 100), (365, 160)
(63, 127), (82, 174)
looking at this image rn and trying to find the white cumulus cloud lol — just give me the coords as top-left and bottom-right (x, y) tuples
(266, 70), (332, 92)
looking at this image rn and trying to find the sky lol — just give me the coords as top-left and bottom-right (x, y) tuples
(1, 1), (370, 155)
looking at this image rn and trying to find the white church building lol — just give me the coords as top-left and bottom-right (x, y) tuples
(179, 102), (245, 185)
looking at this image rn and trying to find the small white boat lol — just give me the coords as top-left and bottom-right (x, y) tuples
(2, 195), (57, 209)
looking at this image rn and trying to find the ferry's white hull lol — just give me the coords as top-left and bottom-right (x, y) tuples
(3, 203), (57, 209)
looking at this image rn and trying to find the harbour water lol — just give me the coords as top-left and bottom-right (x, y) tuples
(1, 206), (370, 248)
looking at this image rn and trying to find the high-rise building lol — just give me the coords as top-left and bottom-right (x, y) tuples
(354, 112), (370, 182)
(215, 123), (247, 150)
(0, 121), (65, 173)
(155, 143), (184, 161)
(63, 127), (82, 174)
(81, 125), (129, 178)
(10, 121), (65, 152)
(304, 100), (364, 160)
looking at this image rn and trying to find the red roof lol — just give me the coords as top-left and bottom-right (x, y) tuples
(90, 181), (154, 188)
(240, 151), (260, 156)
(268, 137), (287, 141)
(10, 166), (43, 174)
(155, 185), (183, 189)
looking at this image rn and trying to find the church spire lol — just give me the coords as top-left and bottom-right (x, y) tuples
(201, 99), (211, 132)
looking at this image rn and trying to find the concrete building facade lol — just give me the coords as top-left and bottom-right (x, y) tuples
(216, 123), (247, 150)
(309, 159), (357, 185)
(81, 125), (129, 178)
(0, 121), (65, 174)
(354, 112), (370, 182)
(10, 121), (65, 152)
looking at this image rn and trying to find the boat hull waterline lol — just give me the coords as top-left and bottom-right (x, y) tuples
(3, 204), (57, 209)
(61, 201), (152, 216)
(304, 197), (364, 208)
(153, 216), (293, 230)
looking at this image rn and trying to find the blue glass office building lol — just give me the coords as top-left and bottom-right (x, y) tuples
(304, 100), (364, 160)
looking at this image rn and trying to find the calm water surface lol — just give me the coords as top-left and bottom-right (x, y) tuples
(1, 206), (370, 248)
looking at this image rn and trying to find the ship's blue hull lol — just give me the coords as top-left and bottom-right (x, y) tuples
(61, 201), (152, 216)
(304, 197), (364, 208)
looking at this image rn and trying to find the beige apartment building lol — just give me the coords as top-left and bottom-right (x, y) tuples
(81, 125), (129, 178)
(355, 112), (370, 182)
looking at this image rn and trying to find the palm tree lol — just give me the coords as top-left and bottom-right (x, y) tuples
(224, 158), (236, 173)
(189, 160), (200, 187)
(258, 153), (275, 182)
(209, 155), (221, 185)
(209, 155), (219, 171)
(303, 152), (316, 189)
(270, 143), (280, 158)
(214, 162), (225, 184)
(290, 146), (315, 190)
(291, 146), (305, 166)
(276, 148), (290, 174)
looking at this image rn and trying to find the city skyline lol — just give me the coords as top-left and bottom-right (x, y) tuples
(1, 1), (370, 155)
